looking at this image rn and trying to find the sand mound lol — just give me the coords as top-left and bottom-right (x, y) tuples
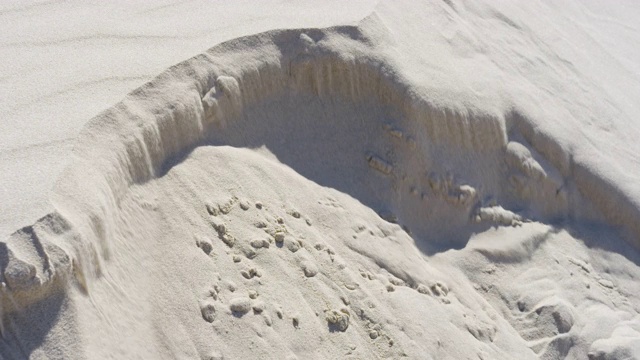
(2, 15), (640, 360)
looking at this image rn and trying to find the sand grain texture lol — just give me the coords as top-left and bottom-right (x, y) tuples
(2, 1), (640, 359)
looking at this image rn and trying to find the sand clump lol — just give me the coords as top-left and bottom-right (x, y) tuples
(326, 309), (350, 332)
(229, 297), (252, 315)
(200, 300), (217, 323)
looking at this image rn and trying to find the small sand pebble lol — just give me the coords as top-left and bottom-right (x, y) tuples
(431, 282), (449, 296)
(218, 202), (234, 215)
(211, 220), (226, 235)
(241, 268), (260, 279)
(286, 239), (302, 253)
(196, 237), (213, 255)
(274, 233), (285, 244)
(200, 301), (217, 323)
(300, 32), (314, 46)
(250, 239), (270, 249)
(229, 297), (252, 314)
(252, 301), (265, 314)
(301, 261), (318, 277)
(417, 284), (430, 295)
(326, 309), (350, 332)
(366, 153), (393, 175)
(220, 234), (235, 248)
(206, 203), (219, 216)
(255, 202), (263, 209)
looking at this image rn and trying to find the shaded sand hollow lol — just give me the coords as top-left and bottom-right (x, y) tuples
(3, 3), (640, 360)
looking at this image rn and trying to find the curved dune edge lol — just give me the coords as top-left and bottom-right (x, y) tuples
(1, 17), (638, 320)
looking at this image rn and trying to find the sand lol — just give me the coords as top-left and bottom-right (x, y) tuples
(2, 1), (640, 359)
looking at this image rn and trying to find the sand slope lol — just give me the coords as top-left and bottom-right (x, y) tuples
(2, 1), (640, 359)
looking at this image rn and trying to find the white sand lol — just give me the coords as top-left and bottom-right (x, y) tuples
(2, 1), (640, 359)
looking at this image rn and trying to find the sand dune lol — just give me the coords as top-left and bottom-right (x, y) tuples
(2, 1), (640, 359)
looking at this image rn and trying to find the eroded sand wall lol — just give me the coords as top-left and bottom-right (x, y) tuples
(1, 24), (639, 318)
